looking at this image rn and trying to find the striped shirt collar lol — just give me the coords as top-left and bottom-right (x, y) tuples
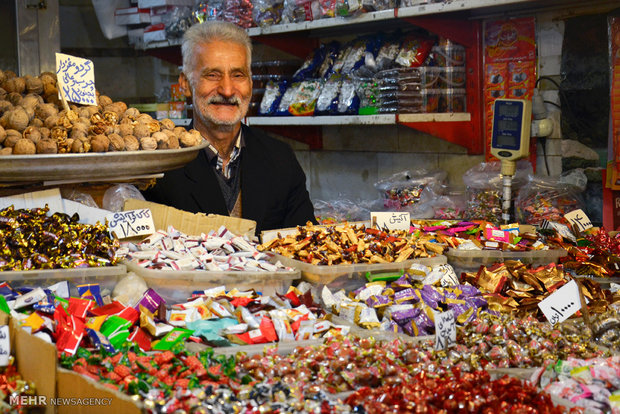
(204, 130), (244, 179)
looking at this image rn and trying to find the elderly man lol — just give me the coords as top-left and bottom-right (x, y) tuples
(144, 21), (316, 233)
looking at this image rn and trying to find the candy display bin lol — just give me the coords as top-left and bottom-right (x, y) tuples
(445, 248), (568, 275)
(0, 265), (127, 297)
(274, 255), (447, 292)
(124, 260), (300, 304)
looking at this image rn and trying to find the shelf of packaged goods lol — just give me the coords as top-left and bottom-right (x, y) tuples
(245, 113), (470, 126)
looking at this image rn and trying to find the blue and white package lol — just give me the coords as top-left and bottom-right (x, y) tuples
(315, 74), (342, 115)
(259, 80), (287, 115)
(337, 77), (360, 114)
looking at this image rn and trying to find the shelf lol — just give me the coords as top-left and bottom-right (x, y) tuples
(245, 113), (469, 126)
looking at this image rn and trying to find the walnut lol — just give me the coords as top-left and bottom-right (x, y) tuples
(168, 134), (180, 149)
(3, 77), (26, 94)
(0, 113), (9, 129)
(123, 107), (140, 120)
(57, 109), (78, 128)
(3, 70), (17, 80)
(0, 126), (6, 144)
(0, 101), (12, 115)
(44, 115), (59, 129)
(71, 138), (90, 153)
(12, 138), (36, 155)
(0, 147), (12, 155)
(133, 123), (150, 138)
(44, 92), (60, 107)
(0, 71), (5, 85)
(50, 126), (67, 141)
(98, 95), (113, 107)
(139, 136), (157, 151)
(108, 133), (125, 151)
(123, 135), (139, 151)
(160, 118), (175, 130)
(30, 118), (43, 128)
(23, 106), (35, 122)
(23, 126), (41, 144)
(8, 108), (29, 131)
(39, 127), (50, 140)
(118, 123), (134, 137)
(91, 134), (110, 152)
(136, 114), (153, 124)
(119, 117), (133, 126)
(152, 131), (169, 149)
(7, 92), (22, 106)
(173, 126), (186, 136)
(103, 111), (119, 125)
(179, 129), (203, 147)
(112, 101), (127, 114)
(78, 107), (91, 119)
(72, 118), (90, 132)
(70, 129), (87, 141)
(83, 106), (99, 117)
(146, 121), (160, 133)
(3, 130), (21, 147)
(39, 72), (57, 84)
(36, 139), (58, 154)
(26, 77), (43, 94)
(0, 87), (5, 101)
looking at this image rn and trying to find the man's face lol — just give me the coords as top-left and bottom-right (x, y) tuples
(186, 40), (252, 129)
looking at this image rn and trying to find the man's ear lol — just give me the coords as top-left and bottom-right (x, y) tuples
(179, 72), (192, 99)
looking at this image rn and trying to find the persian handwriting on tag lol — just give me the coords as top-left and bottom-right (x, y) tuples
(564, 209), (593, 233)
(371, 212), (411, 232)
(434, 310), (456, 351)
(55, 53), (96, 106)
(0, 326), (9, 366)
(538, 280), (582, 325)
(106, 209), (155, 239)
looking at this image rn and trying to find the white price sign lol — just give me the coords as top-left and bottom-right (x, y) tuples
(371, 212), (411, 232)
(434, 310), (456, 351)
(0, 325), (9, 366)
(564, 209), (593, 232)
(55, 53), (97, 105)
(106, 209), (155, 239)
(538, 280), (582, 325)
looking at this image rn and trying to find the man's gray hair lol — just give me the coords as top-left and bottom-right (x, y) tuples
(181, 21), (252, 87)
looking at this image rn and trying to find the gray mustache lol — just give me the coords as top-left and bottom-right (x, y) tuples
(208, 95), (241, 105)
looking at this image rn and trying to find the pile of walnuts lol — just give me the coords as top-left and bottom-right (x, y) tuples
(0, 70), (203, 155)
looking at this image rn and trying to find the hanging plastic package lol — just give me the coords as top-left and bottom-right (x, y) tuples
(259, 80), (287, 115)
(337, 77), (360, 114)
(316, 74), (342, 115)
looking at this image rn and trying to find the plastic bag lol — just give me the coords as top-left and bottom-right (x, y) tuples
(252, 0), (284, 26)
(60, 188), (99, 208)
(315, 74), (342, 115)
(337, 77), (360, 114)
(335, 0), (362, 17)
(112, 272), (148, 308)
(395, 35), (436, 68)
(287, 79), (323, 116)
(282, 0), (315, 22)
(259, 80), (287, 115)
(515, 170), (587, 226)
(431, 187), (467, 220)
(164, 7), (192, 38)
(221, 0), (254, 28)
(102, 184), (145, 212)
(356, 77), (380, 115)
(313, 198), (374, 224)
(374, 169), (447, 209)
(292, 45), (327, 82)
(463, 160), (533, 222)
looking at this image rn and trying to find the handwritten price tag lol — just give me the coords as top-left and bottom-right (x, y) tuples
(538, 280), (582, 325)
(55, 53), (96, 106)
(434, 310), (456, 351)
(564, 209), (593, 232)
(0, 326), (9, 366)
(371, 211), (411, 232)
(106, 209), (155, 239)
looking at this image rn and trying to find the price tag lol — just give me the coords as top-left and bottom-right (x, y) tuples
(433, 310), (456, 350)
(0, 325), (9, 366)
(106, 209), (155, 239)
(370, 211), (411, 232)
(55, 53), (97, 105)
(564, 209), (593, 232)
(538, 280), (582, 325)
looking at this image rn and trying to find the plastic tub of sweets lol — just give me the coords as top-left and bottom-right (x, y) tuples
(445, 248), (568, 275)
(274, 254), (447, 292)
(0, 265), (127, 297)
(124, 260), (300, 305)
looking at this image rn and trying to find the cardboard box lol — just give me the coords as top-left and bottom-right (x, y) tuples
(142, 23), (166, 44)
(1, 314), (57, 414)
(114, 7), (151, 25)
(123, 198), (257, 238)
(56, 369), (142, 414)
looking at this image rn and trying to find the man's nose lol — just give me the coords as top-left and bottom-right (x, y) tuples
(217, 75), (234, 96)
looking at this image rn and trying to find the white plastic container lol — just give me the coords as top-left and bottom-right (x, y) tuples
(124, 260), (300, 304)
(445, 248), (568, 275)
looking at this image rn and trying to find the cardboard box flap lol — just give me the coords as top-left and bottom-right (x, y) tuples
(10, 317), (56, 414)
(123, 198), (256, 238)
(57, 368), (143, 414)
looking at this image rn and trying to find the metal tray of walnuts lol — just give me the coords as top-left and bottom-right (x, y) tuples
(0, 141), (207, 182)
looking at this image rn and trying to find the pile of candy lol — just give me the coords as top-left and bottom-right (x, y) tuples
(260, 223), (445, 265)
(562, 228), (620, 279)
(0, 205), (118, 270)
(321, 266), (488, 336)
(0, 357), (37, 414)
(534, 356), (620, 413)
(119, 226), (291, 273)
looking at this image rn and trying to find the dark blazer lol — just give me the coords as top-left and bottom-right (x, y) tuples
(143, 124), (316, 233)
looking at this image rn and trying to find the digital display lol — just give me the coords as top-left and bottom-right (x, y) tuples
(496, 134), (519, 148)
(497, 119), (519, 131)
(497, 102), (521, 117)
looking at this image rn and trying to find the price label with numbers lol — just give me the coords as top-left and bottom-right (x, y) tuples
(538, 280), (582, 325)
(55, 53), (97, 105)
(564, 209), (593, 232)
(434, 310), (456, 350)
(106, 209), (155, 239)
(371, 212), (411, 232)
(0, 325), (9, 366)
